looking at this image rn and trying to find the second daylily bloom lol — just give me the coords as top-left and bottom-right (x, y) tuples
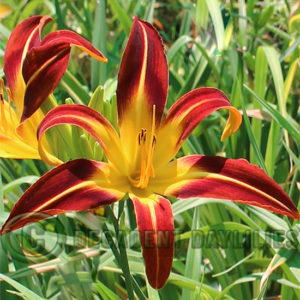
(0, 15), (106, 160)
(1, 17), (299, 289)
(0, 2), (12, 19)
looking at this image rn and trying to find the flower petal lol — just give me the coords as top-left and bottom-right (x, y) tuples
(37, 104), (126, 170)
(21, 43), (71, 122)
(0, 3), (12, 19)
(20, 29), (107, 120)
(131, 194), (174, 289)
(0, 159), (126, 235)
(5, 15), (107, 122)
(16, 108), (47, 151)
(117, 17), (168, 166)
(4, 15), (52, 112)
(154, 88), (242, 167)
(0, 135), (39, 159)
(151, 155), (300, 219)
(0, 99), (39, 159)
(41, 30), (107, 62)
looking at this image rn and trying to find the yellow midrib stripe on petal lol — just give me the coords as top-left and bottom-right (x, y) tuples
(33, 181), (94, 212)
(170, 98), (213, 124)
(25, 48), (68, 88)
(136, 24), (148, 124)
(22, 27), (40, 64)
(168, 99), (241, 142)
(76, 45), (107, 63)
(163, 172), (293, 213)
(13, 27), (40, 113)
(31, 179), (122, 213)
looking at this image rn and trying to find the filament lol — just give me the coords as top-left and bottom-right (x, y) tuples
(0, 78), (15, 133)
(136, 105), (156, 189)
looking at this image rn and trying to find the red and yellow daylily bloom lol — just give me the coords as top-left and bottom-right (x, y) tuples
(0, 2), (12, 19)
(1, 17), (299, 289)
(0, 15), (106, 160)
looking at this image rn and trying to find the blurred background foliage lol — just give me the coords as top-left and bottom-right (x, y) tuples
(0, 0), (299, 299)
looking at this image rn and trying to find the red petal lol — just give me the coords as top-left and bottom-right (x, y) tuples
(5, 16), (107, 121)
(116, 17), (168, 171)
(166, 88), (241, 141)
(21, 43), (70, 122)
(154, 88), (242, 167)
(21, 28), (107, 121)
(3, 15), (52, 111)
(37, 104), (125, 170)
(41, 30), (107, 62)
(131, 195), (174, 289)
(117, 16), (168, 124)
(0, 159), (125, 235)
(154, 155), (300, 219)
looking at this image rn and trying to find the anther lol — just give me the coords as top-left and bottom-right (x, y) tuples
(0, 78), (4, 103)
(6, 88), (13, 120)
(141, 129), (147, 142)
(133, 106), (157, 189)
(152, 136), (156, 146)
(0, 79), (14, 129)
(6, 88), (12, 100)
(0, 78), (4, 92)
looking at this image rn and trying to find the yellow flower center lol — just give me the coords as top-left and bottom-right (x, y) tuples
(129, 105), (156, 189)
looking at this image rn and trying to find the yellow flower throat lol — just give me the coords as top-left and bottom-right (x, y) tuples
(129, 105), (156, 189)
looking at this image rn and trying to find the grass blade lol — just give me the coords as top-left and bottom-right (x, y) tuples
(205, 0), (225, 51)
(243, 85), (300, 141)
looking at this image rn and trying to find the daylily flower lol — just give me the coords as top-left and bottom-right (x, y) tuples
(0, 15), (106, 160)
(0, 2), (12, 19)
(1, 17), (299, 289)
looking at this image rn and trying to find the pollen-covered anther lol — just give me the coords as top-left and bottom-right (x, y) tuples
(136, 132), (156, 188)
(138, 128), (147, 145)
(0, 78), (4, 102)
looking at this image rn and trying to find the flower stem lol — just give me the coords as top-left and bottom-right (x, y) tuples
(105, 204), (147, 300)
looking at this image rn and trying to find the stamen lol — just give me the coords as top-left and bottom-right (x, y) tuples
(152, 136), (156, 146)
(130, 106), (157, 189)
(150, 136), (156, 178)
(137, 105), (156, 188)
(0, 79), (14, 130)
(0, 78), (4, 94)
(140, 138), (147, 182)
(0, 79), (5, 122)
(0, 93), (7, 129)
(6, 88), (13, 120)
(0, 78), (4, 103)
(144, 105), (156, 178)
